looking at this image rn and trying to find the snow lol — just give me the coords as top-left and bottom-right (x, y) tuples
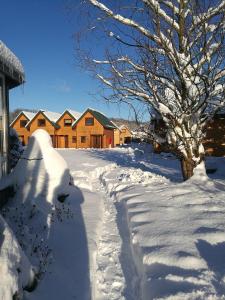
(0, 215), (35, 300)
(23, 112), (36, 120)
(42, 111), (61, 123)
(67, 109), (81, 120)
(2, 139), (225, 299)
(0, 40), (24, 75)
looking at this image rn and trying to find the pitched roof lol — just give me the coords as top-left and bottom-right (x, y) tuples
(0, 40), (25, 87)
(56, 109), (81, 123)
(10, 111), (36, 127)
(119, 124), (131, 132)
(25, 110), (61, 128)
(110, 120), (121, 131)
(67, 109), (81, 120)
(72, 108), (117, 129)
(43, 111), (61, 123)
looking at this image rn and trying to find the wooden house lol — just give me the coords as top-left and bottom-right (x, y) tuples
(151, 112), (225, 157)
(119, 125), (132, 144)
(204, 112), (225, 156)
(55, 109), (81, 148)
(0, 41), (25, 177)
(25, 110), (61, 147)
(72, 108), (116, 148)
(10, 111), (36, 145)
(111, 121), (121, 146)
(11, 108), (116, 149)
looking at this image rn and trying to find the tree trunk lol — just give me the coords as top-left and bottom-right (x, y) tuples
(180, 157), (196, 181)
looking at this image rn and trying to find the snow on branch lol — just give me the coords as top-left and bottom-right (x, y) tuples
(89, 0), (160, 43)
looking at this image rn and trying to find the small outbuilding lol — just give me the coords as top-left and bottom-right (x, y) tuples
(0, 40), (25, 178)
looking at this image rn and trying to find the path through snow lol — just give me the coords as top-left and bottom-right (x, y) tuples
(17, 145), (225, 299)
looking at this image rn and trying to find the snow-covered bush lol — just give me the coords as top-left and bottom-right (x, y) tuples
(0, 129), (71, 297)
(9, 128), (23, 170)
(0, 215), (35, 300)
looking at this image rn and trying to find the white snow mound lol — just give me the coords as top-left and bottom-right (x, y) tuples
(0, 129), (70, 202)
(0, 215), (34, 300)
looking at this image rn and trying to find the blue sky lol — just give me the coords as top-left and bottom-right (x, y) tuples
(1, 0), (133, 119)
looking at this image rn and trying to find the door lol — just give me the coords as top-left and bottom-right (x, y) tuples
(57, 135), (68, 148)
(91, 135), (102, 148)
(19, 135), (25, 146)
(64, 135), (69, 148)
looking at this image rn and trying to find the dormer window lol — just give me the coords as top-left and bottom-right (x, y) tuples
(38, 119), (46, 127)
(85, 117), (94, 126)
(64, 119), (72, 126)
(20, 120), (27, 128)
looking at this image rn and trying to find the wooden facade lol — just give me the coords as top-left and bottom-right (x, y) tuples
(119, 125), (132, 144)
(72, 109), (116, 148)
(11, 108), (118, 149)
(10, 112), (35, 145)
(114, 128), (121, 146)
(55, 111), (76, 148)
(204, 114), (225, 156)
(152, 115), (225, 157)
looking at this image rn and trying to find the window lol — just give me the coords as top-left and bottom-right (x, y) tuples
(81, 136), (86, 143)
(38, 119), (46, 127)
(72, 136), (77, 143)
(20, 120), (27, 128)
(85, 117), (94, 126)
(64, 119), (72, 126)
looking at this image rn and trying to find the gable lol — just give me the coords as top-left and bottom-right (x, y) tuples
(28, 111), (55, 128)
(72, 108), (116, 130)
(10, 112), (29, 127)
(56, 111), (75, 127)
(75, 111), (103, 129)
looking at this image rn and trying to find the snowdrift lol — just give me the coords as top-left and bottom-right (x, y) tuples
(0, 129), (71, 299)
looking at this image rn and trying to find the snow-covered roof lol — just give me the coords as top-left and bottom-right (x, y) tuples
(72, 108), (116, 129)
(67, 109), (82, 120)
(119, 124), (131, 132)
(56, 109), (82, 123)
(0, 40), (25, 87)
(111, 121), (121, 131)
(25, 110), (61, 128)
(43, 111), (61, 123)
(10, 111), (36, 127)
(23, 111), (36, 120)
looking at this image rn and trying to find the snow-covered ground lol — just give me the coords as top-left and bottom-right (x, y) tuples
(2, 141), (225, 299)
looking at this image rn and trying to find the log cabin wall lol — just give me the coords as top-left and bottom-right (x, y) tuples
(120, 127), (132, 144)
(75, 111), (104, 148)
(28, 112), (57, 146)
(11, 109), (116, 149)
(11, 114), (30, 145)
(104, 128), (114, 148)
(56, 112), (76, 148)
(114, 129), (121, 146)
(204, 116), (225, 157)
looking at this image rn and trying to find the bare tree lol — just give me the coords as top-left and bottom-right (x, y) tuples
(75, 0), (225, 180)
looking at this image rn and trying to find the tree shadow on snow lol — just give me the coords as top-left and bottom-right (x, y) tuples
(89, 144), (182, 182)
(196, 239), (225, 295)
(144, 262), (205, 299)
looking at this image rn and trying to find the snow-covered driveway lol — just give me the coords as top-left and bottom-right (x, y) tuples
(26, 146), (225, 300)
